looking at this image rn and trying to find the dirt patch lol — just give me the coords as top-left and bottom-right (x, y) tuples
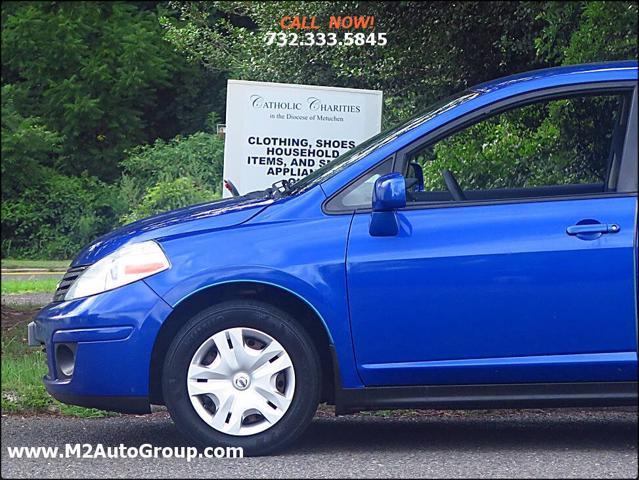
(1, 306), (38, 331)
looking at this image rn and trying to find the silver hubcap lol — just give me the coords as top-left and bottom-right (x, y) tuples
(187, 327), (295, 436)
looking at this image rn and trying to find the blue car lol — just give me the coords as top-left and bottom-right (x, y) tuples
(29, 61), (638, 455)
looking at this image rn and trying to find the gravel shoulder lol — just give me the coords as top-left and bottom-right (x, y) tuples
(0, 293), (51, 310)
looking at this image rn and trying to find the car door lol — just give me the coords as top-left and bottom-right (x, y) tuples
(346, 87), (638, 387)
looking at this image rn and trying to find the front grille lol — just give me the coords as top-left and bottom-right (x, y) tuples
(53, 266), (88, 302)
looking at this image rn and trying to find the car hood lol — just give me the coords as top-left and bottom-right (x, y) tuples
(71, 194), (273, 267)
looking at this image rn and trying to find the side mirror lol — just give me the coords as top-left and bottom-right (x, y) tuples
(372, 173), (406, 211)
(370, 173), (406, 237)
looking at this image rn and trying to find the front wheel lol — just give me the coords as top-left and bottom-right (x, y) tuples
(162, 300), (320, 455)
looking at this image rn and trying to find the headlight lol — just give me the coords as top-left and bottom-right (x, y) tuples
(65, 241), (170, 301)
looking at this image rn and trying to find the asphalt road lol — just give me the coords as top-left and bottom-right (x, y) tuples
(1, 408), (637, 478)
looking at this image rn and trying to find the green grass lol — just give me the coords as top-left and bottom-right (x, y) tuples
(1, 278), (60, 295)
(1, 259), (70, 271)
(1, 271), (106, 417)
(1, 319), (111, 417)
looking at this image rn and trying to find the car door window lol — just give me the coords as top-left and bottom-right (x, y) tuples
(325, 157), (393, 211)
(404, 92), (630, 203)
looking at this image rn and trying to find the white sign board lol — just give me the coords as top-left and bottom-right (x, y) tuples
(222, 80), (383, 197)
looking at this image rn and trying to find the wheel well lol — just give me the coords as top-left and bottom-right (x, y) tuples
(149, 282), (336, 405)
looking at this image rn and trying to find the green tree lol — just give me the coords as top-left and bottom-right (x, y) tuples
(2, 1), (222, 180)
(1, 85), (63, 198)
(161, 1), (548, 127)
(535, 1), (638, 65)
(1, 1), (224, 258)
(163, 1), (637, 128)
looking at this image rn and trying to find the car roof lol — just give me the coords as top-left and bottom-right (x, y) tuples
(471, 60), (638, 94)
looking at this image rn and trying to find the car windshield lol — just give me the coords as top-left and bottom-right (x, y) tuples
(287, 89), (480, 194)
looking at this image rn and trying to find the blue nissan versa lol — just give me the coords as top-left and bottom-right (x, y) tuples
(29, 62), (638, 455)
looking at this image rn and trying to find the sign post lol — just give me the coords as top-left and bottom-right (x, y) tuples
(222, 80), (383, 197)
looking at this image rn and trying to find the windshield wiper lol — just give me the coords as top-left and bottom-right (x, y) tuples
(238, 179), (296, 200)
(267, 179), (295, 198)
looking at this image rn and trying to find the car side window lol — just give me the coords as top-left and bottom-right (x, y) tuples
(325, 157), (394, 212)
(404, 92), (630, 203)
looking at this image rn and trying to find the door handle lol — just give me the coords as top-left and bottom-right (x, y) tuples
(566, 223), (620, 236)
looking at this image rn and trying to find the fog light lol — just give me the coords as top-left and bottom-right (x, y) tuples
(55, 343), (76, 379)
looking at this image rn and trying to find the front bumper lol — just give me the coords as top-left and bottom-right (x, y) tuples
(29, 280), (173, 413)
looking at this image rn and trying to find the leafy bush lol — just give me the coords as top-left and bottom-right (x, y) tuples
(1, 169), (122, 259)
(120, 131), (224, 194)
(123, 177), (217, 223)
(2, 85), (122, 259)
(118, 130), (224, 223)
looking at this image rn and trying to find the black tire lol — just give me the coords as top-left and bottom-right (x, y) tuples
(162, 300), (320, 456)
